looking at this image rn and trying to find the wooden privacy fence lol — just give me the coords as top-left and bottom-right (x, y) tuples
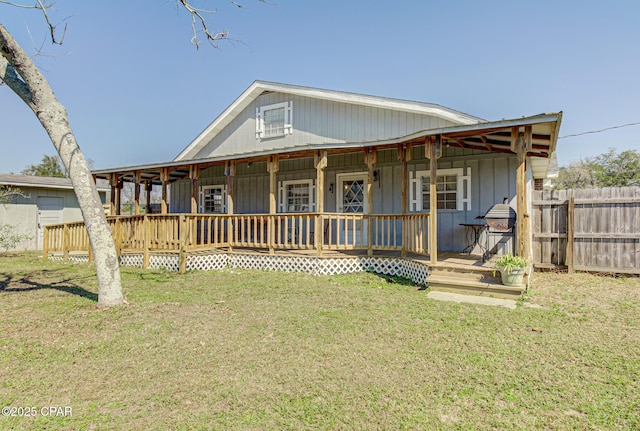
(532, 187), (640, 274)
(44, 212), (430, 272)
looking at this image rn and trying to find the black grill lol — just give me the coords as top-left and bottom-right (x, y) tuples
(484, 203), (516, 233)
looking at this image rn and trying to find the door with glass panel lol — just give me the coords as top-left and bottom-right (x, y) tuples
(335, 173), (368, 247)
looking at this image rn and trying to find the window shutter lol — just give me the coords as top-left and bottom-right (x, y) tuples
(460, 167), (471, 211)
(278, 181), (284, 213)
(310, 180), (316, 212)
(284, 101), (293, 135)
(221, 185), (228, 214)
(255, 107), (263, 139)
(410, 171), (421, 211)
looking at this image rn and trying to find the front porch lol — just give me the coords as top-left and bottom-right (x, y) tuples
(92, 115), (562, 270)
(44, 213), (524, 298)
(44, 212), (432, 268)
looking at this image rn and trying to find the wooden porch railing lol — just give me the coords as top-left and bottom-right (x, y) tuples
(43, 212), (430, 271)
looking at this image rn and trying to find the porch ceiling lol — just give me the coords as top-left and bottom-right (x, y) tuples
(93, 112), (562, 186)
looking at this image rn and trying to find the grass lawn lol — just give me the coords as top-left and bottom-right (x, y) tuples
(1, 253), (639, 430)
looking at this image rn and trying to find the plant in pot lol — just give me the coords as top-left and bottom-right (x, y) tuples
(493, 254), (527, 287)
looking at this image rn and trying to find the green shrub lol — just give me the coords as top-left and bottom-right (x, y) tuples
(0, 224), (31, 252)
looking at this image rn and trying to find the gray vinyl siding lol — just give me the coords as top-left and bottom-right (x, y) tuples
(408, 152), (517, 252)
(192, 92), (459, 160)
(169, 149), (517, 253)
(170, 160), (316, 214)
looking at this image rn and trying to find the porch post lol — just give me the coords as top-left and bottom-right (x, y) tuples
(314, 150), (327, 257)
(515, 126), (531, 260)
(225, 161), (235, 215)
(190, 164), (200, 214)
(398, 144), (411, 257)
(426, 135), (441, 266)
(365, 147), (377, 256)
(179, 214), (187, 274)
(267, 156), (279, 255)
(42, 226), (49, 259)
(145, 180), (152, 214)
(63, 223), (69, 261)
(116, 178), (122, 216)
(134, 170), (141, 215)
(225, 161), (236, 252)
(109, 173), (117, 216)
(160, 167), (169, 214)
(143, 214), (150, 268)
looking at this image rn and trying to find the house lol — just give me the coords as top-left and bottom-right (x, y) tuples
(48, 81), (562, 294)
(0, 173), (108, 250)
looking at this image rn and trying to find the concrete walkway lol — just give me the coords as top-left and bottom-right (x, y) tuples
(427, 291), (517, 309)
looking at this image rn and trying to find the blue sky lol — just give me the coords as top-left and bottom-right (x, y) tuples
(1, 0), (639, 173)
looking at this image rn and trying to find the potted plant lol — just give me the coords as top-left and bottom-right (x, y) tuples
(493, 254), (527, 287)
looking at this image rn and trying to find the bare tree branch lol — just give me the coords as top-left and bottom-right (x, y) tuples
(178, 0), (227, 49)
(0, 0), (50, 9)
(35, 0), (66, 44)
(0, 0), (67, 44)
(177, 0), (271, 49)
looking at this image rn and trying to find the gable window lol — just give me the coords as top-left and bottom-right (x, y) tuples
(256, 101), (293, 139)
(278, 179), (315, 213)
(199, 185), (227, 214)
(410, 168), (471, 211)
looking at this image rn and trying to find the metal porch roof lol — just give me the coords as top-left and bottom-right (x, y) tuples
(93, 112), (562, 186)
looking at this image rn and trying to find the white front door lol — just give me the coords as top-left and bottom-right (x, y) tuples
(335, 173), (368, 246)
(37, 197), (64, 249)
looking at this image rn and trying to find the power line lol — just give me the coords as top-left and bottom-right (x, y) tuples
(559, 121), (640, 139)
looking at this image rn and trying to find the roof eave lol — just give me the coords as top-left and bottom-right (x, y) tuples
(0, 180), (108, 193)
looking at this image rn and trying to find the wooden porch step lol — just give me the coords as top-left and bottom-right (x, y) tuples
(427, 264), (526, 300)
(429, 265), (500, 283)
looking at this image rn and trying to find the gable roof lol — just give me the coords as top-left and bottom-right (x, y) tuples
(0, 173), (109, 192)
(174, 81), (485, 161)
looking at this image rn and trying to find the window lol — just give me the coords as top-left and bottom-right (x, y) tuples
(410, 168), (471, 211)
(422, 174), (458, 210)
(264, 106), (285, 137)
(199, 185), (226, 214)
(341, 179), (365, 213)
(278, 179), (315, 213)
(256, 101), (293, 139)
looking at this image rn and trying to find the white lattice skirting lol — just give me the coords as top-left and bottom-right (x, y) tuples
(119, 253), (180, 272)
(120, 253), (144, 268)
(224, 254), (429, 285)
(187, 253), (228, 271)
(49, 251), (430, 286)
(49, 254), (88, 263)
(69, 255), (89, 264)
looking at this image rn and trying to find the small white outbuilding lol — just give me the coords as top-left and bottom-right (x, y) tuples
(0, 174), (107, 250)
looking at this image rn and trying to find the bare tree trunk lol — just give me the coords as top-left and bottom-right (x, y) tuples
(0, 24), (124, 307)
